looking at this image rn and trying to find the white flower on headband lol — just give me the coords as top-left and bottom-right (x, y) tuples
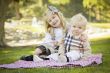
(48, 6), (59, 13)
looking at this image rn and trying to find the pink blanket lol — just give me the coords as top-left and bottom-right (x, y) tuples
(0, 54), (102, 68)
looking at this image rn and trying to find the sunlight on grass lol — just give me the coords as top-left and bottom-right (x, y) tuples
(89, 23), (110, 29)
(15, 25), (46, 33)
(90, 35), (110, 42)
(29, 51), (34, 54)
(2, 51), (12, 54)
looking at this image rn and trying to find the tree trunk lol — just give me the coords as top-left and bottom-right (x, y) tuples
(0, 0), (12, 47)
(95, 6), (100, 21)
(0, 20), (7, 47)
(96, 9), (100, 21)
(14, 0), (22, 19)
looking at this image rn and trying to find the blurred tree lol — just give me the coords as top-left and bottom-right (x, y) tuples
(0, 0), (20, 47)
(48, 0), (84, 18)
(83, 0), (110, 22)
(60, 0), (84, 17)
(19, 0), (46, 17)
(48, 0), (70, 5)
(0, 0), (13, 47)
(13, 0), (22, 19)
(11, 0), (109, 22)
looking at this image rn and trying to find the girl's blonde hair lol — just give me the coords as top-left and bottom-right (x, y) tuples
(70, 13), (88, 30)
(43, 6), (66, 39)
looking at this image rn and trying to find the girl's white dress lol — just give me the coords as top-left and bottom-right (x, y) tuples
(33, 28), (64, 62)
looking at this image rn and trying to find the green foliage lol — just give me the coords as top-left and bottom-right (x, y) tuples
(83, 0), (98, 8)
(11, 0), (109, 22)
(83, 0), (110, 22)
(19, 0), (47, 17)
(48, 0), (70, 5)
(0, 0), (13, 21)
(55, 0), (84, 18)
(1, 0), (110, 22)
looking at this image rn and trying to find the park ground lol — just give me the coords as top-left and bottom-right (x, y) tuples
(0, 23), (110, 73)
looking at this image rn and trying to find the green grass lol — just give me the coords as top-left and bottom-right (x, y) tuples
(0, 39), (110, 73)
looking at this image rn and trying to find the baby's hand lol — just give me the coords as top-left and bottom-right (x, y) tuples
(79, 48), (88, 52)
(80, 34), (88, 42)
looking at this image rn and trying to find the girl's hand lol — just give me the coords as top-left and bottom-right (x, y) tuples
(57, 39), (64, 45)
(53, 39), (64, 46)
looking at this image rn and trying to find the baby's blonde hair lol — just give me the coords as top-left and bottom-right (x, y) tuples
(43, 6), (66, 39)
(70, 13), (88, 30)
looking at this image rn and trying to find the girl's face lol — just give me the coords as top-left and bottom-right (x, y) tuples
(71, 23), (85, 36)
(47, 13), (61, 28)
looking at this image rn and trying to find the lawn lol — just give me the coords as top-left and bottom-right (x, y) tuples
(0, 23), (110, 73)
(0, 37), (110, 73)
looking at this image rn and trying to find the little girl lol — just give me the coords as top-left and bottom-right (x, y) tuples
(48, 14), (92, 62)
(20, 6), (66, 62)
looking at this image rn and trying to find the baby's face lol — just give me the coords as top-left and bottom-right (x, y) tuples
(47, 13), (61, 28)
(71, 23), (85, 36)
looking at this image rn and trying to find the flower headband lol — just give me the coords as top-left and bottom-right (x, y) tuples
(44, 6), (60, 21)
(48, 6), (59, 13)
